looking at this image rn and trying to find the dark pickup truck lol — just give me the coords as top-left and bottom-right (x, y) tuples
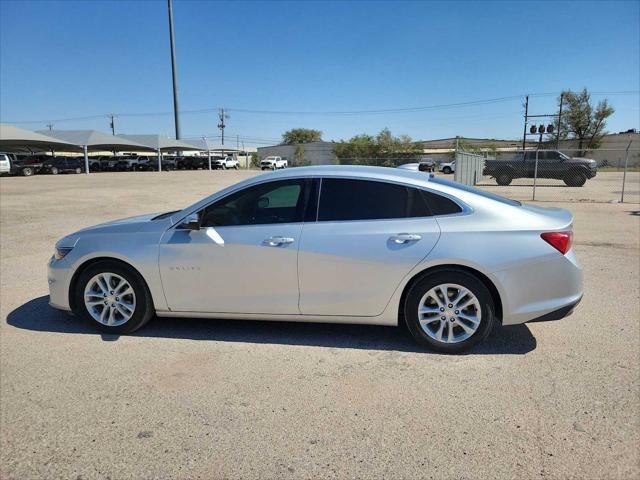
(483, 150), (597, 187)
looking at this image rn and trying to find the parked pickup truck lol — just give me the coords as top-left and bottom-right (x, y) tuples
(212, 156), (239, 170)
(10, 154), (49, 176)
(261, 156), (288, 170)
(439, 160), (455, 174)
(116, 156), (141, 171)
(484, 150), (597, 187)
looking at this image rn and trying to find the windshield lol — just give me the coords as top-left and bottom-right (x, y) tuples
(429, 177), (521, 206)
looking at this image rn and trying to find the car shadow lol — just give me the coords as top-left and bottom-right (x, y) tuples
(6, 296), (537, 355)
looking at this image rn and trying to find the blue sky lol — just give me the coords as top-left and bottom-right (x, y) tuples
(1, 0), (638, 146)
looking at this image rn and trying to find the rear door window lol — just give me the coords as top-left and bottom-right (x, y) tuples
(318, 179), (407, 221)
(317, 178), (451, 221)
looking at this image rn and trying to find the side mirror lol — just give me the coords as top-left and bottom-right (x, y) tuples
(179, 213), (200, 230)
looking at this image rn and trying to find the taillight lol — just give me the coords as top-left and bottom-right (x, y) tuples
(541, 231), (573, 254)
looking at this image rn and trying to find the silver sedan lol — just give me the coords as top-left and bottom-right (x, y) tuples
(48, 166), (582, 353)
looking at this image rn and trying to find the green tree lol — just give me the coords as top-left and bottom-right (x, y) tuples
(334, 128), (422, 166)
(250, 152), (261, 169)
(555, 88), (614, 155)
(281, 128), (323, 145)
(294, 144), (309, 166)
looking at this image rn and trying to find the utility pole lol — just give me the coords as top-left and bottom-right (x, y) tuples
(521, 95), (529, 152)
(46, 124), (54, 156)
(556, 93), (564, 150)
(109, 114), (117, 155)
(242, 141), (246, 168)
(218, 108), (227, 145)
(167, 0), (181, 139)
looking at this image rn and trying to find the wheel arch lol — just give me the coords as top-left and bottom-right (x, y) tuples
(397, 264), (503, 326)
(68, 256), (153, 313)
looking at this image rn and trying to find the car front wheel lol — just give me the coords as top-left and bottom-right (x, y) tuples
(404, 270), (495, 353)
(495, 173), (513, 186)
(74, 261), (154, 334)
(564, 171), (587, 187)
(442, 167), (452, 174)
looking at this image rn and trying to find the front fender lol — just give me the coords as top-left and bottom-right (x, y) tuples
(67, 232), (167, 311)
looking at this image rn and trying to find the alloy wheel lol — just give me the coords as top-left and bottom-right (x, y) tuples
(83, 272), (136, 326)
(417, 283), (482, 343)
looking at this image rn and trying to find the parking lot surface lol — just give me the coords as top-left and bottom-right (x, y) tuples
(1, 171), (638, 479)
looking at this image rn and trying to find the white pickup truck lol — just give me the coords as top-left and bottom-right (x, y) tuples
(439, 160), (456, 174)
(260, 156), (288, 170)
(212, 156), (239, 170)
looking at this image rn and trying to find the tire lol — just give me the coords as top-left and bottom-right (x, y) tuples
(21, 167), (34, 177)
(73, 260), (155, 334)
(50, 167), (59, 175)
(442, 167), (452, 174)
(75, 167), (82, 174)
(563, 171), (587, 187)
(404, 269), (496, 354)
(234, 165), (239, 170)
(495, 173), (513, 186)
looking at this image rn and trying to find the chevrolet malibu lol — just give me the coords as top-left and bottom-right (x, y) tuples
(48, 166), (582, 353)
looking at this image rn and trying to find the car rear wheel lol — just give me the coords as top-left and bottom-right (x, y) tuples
(74, 261), (154, 334)
(404, 270), (495, 353)
(21, 167), (34, 177)
(50, 167), (59, 175)
(442, 167), (452, 174)
(495, 173), (513, 186)
(75, 167), (82, 174)
(563, 171), (587, 187)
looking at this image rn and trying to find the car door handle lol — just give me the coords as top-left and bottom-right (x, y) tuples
(391, 233), (422, 244)
(264, 236), (295, 246)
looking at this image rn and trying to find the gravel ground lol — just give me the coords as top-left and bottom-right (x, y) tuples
(1, 170), (638, 479)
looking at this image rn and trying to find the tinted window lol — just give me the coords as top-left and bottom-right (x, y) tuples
(200, 179), (307, 227)
(318, 179), (407, 221)
(318, 179), (438, 221)
(420, 189), (463, 215)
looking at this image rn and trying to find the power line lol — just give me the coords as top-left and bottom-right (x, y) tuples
(4, 90), (638, 125)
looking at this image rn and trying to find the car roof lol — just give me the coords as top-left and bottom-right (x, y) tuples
(257, 165), (432, 185)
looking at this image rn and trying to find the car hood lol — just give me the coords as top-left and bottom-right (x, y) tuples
(568, 157), (597, 165)
(56, 213), (166, 248)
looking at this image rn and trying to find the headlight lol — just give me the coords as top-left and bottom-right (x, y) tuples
(54, 246), (73, 260)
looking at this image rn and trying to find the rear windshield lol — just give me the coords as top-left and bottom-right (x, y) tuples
(429, 177), (522, 206)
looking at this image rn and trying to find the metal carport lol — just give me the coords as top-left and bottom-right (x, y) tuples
(117, 135), (202, 172)
(0, 124), (83, 153)
(35, 129), (154, 174)
(183, 138), (239, 170)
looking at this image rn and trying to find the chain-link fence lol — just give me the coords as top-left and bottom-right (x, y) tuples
(331, 147), (639, 204)
(470, 148), (639, 203)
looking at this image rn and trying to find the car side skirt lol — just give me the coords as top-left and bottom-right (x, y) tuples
(155, 310), (397, 326)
